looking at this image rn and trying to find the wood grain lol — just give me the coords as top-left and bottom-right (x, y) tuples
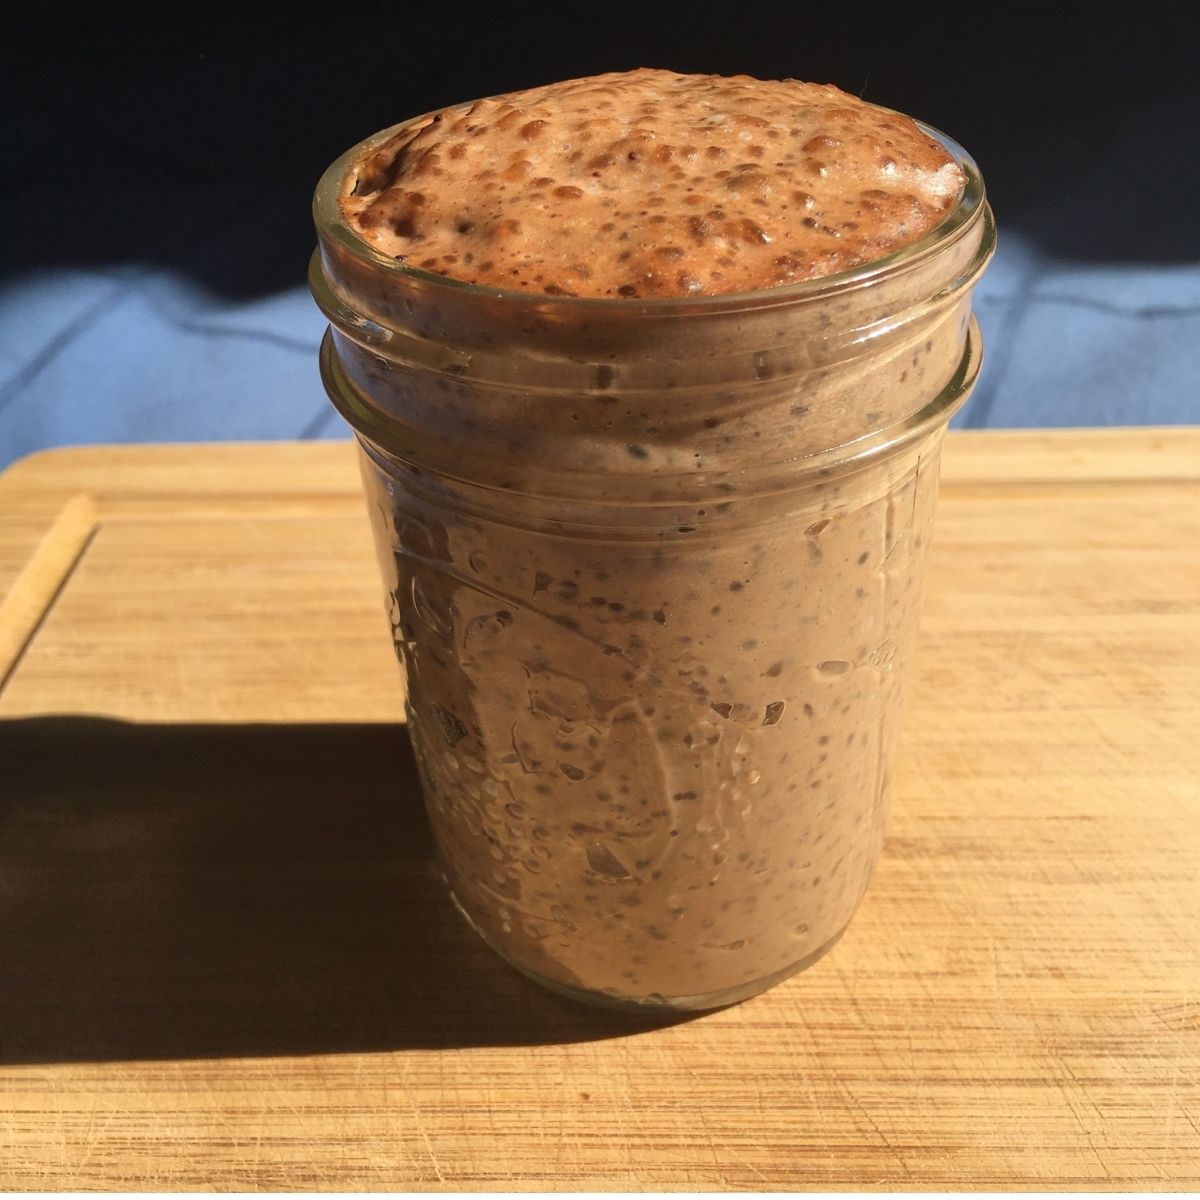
(0, 430), (1197, 1190)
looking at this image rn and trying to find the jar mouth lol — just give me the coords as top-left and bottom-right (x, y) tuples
(313, 107), (988, 313)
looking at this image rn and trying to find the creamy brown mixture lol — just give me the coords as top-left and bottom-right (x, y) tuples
(325, 69), (983, 1008)
(368, 443), (942, 1007)
(341, 68), (964, 297)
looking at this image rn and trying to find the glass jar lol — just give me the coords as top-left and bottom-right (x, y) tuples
(311, 117), (994, 1011)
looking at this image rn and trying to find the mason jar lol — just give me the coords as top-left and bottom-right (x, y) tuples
(311, 115), (994, 1011)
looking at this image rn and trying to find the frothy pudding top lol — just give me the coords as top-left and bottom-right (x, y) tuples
(340, 68), (965, 299)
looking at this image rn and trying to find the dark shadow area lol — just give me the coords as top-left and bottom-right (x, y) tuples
(3, 0), (1198, 297)
(0, 717), (689, 1064)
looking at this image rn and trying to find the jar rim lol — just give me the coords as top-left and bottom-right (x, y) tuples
(313, 105), (987, 314)
(322, 312), (984, 509)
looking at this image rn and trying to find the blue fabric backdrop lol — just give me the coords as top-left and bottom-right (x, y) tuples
(2, 224), (1196, 471)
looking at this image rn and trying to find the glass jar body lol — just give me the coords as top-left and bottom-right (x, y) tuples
(312, 119), (993, 1009)
(355, 421), (953, 1009)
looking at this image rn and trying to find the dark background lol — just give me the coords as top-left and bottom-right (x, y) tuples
(5, 0), (1197, 296)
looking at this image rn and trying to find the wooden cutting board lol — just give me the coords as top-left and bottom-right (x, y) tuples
(1, 430), (1197, 1190)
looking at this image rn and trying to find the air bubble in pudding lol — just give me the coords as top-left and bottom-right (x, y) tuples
(586, 842), (633, 879)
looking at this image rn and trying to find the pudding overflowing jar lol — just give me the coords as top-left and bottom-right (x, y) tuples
(311, 71), (994, 1011)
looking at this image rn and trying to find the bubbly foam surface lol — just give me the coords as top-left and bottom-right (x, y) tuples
(340, 68), (965, 298)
